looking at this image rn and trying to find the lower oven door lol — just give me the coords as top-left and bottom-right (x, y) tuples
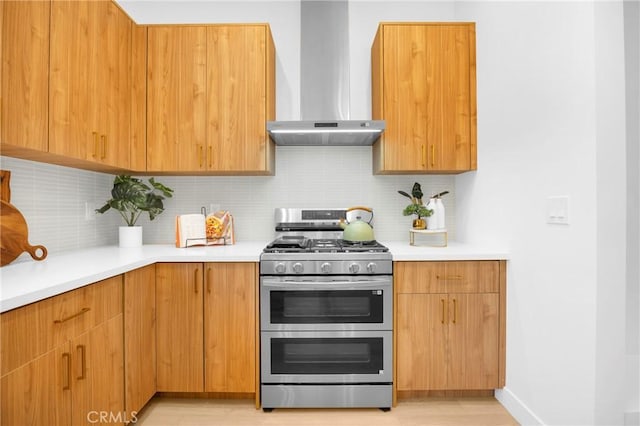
(261, 330), (392, 384)
(260, 276), (392, 331)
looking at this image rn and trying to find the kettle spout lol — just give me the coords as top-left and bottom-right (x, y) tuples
(339, 218), (347, 229)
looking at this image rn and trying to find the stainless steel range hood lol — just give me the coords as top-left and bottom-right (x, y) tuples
(267, 0), (385, 146)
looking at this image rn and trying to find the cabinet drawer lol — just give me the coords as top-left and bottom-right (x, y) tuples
(1, 275), (123, 376)
(395, 261), (499, 294)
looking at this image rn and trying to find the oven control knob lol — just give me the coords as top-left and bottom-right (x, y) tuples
(367, 262), (377, 273)
(275, 263), (286, 274)
(348, 263), (361, 273)
(292, 262), (304, 274)
(320, 262), (332, 274)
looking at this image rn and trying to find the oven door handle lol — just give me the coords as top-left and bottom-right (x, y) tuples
(261, 279), (390, 290)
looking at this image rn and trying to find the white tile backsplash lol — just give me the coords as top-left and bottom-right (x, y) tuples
(135, 146), (457, 243)
(0, 156), (120, 263)
(1, 148), (456, 255)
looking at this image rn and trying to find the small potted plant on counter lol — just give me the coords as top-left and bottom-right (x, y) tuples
(96, 175), (173, 247)
(398, 182), (432, 229)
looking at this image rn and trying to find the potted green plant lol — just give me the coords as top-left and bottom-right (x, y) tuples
(398, 182), (432, 229)
(96, 175), (173, 247)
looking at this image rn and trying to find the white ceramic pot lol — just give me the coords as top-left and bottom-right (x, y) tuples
(119, 226), (142, 248)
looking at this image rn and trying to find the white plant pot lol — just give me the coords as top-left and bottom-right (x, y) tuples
(119, 226), (143, 248)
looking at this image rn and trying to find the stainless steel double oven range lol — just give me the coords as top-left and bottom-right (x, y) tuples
(259, 208), (393, 410)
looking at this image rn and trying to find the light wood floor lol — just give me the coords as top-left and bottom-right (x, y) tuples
(135, 397), (520, 425)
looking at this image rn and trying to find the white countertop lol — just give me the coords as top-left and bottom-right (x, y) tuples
(0, 241), (508, 313)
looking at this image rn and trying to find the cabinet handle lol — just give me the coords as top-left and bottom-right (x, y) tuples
(207, 267), (212, 294)
(199, 146), (204, 168)
(92, 132), (99, 158)
(54, 307), (91, 324)
(62, 353), (71, 390)
(76, 345), (86, 380)
(421, 145), (426, 168)
(441, 299), (446, 324)
(431, 145), (435, 167)
(208, 146), (212, 168)
(194, 268), (200, 294)
(101, 134), (107, 159)
(452, 298), (458, 324)
(436, 275), (464, 281)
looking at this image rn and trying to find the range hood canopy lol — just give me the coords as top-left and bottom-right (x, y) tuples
(267, 0), (385, 146)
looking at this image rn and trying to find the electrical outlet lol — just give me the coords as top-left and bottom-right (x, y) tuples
(547, 196), (569, 225)
(84, 201), (96, 221)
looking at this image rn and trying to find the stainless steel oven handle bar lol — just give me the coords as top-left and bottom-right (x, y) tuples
(261, 279), (391, 290)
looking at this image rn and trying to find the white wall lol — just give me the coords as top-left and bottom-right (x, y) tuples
(623, 1), (640, 423)
(594, 2), (628, 424)
(455, 1), (632, 425)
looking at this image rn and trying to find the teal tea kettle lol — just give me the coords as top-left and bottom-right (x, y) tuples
(340, 206), (375, 242)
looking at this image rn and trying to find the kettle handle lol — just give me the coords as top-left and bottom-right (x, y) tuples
(345, 206), (374, 225)
(346, 206), (372, 213)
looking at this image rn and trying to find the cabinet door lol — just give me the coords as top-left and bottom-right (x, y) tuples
(447, 293), (500, 389)
(72, 315), (124, 426)
(49, 0), (94, 161)
(147, 26), (207, 172)
(124, 265), (156, 413)
(373, 23), (475, 174)
(204, 262), (256, 392)
(1, 344), (72, 426)
(1, 0), (49, 151)
(206, 25), (273, 173)
(98, 0), (132, 168)
(156, 263), (204, 392)
(378, 24), (430, 172)
(396, 294), (447, 391)
(49, 0), (132, 168)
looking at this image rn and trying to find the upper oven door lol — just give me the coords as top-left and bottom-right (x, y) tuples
(260, 275), (392, 331)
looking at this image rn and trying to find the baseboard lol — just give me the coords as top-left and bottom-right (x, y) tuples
(495, 387), (545, 426)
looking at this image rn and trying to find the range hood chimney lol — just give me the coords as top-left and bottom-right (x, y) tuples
(267, 0), (385, 146)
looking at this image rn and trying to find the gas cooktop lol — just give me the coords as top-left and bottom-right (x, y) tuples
(263, 236), (389, 254)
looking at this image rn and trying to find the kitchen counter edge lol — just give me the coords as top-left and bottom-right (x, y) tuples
(0, 241), (508, 313)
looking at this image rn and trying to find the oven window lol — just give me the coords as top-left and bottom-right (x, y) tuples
(270, 290), (384, 324)
(271, 338), (384, 375)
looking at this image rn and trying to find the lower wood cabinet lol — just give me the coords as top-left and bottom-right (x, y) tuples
(395, 261), (506, 395)
(156, 262), (256, 394)
(124, 264), (157, 414)
(156, 263), (204, 391)
(204, 263), (256, 393)
(1, 275), (124, 425)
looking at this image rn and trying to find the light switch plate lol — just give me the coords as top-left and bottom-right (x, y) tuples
(547, 196), (569, 225)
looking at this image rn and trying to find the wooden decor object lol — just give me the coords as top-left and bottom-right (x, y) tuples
(0, 170), (47, 266)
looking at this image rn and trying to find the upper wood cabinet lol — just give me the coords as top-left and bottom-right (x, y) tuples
(146, 24), (275, 175)
(49, 0), (133, 169)
(1, 0), (144, 172)
(372, 23), (477, 174)
(0, 1), (50, 153)
(147, 26), (207, 172)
